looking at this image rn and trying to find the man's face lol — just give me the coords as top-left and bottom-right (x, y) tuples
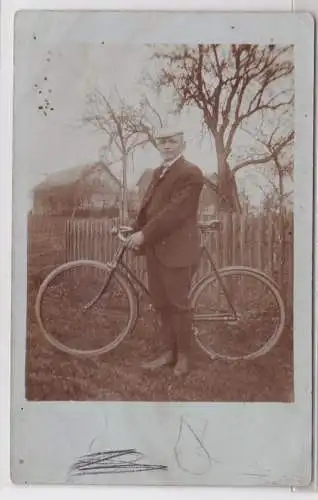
(156, 134), (185, 162)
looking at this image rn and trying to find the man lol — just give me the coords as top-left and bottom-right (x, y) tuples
(126, 128), (204, 376)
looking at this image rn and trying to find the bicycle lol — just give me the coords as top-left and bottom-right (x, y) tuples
(35, 219), (286, 361)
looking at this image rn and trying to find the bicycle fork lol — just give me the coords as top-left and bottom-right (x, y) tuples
(200, 242), (238, 321)
(83, 246), (125, 311)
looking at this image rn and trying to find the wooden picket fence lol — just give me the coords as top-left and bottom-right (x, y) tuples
(64, 212), (293, 310)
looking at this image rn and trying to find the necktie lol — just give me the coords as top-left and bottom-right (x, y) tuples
(159, 162), (170, 179)
(141, 162), (170, 210)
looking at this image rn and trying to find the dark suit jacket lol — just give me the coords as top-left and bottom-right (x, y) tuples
(134, 156), (204, 268)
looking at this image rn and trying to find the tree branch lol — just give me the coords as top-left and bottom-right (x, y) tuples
(233, 130), (294, 173)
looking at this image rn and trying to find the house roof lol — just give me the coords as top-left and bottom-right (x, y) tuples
(204, 173), (218, 190)
(137, 169), (153, 188)
(34, 161), (122, 191)
(136, 170), (219, 188)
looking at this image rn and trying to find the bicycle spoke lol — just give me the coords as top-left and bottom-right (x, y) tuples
(192, 268), (285, 360)
(38, 262), (135, 355)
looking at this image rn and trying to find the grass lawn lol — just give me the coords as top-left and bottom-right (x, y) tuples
(25, 216), (294, 402)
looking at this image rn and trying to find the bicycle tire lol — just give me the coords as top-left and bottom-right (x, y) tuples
(190, 266), (286, 361)
(35, 259), (138, 357)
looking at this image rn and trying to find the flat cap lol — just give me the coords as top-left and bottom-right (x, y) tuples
(155, 127), (184, 139)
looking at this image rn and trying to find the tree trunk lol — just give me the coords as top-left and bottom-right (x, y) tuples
(120, 153), (129, 224)
(214, 135), (241, 214)
(278, 169), (286, 296)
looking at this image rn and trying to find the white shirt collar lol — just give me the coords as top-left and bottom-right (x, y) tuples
(162, 153), (183, 169)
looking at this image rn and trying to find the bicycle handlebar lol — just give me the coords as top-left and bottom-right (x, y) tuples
(111, 217), (221, 244)
(111, 225), (134, 243)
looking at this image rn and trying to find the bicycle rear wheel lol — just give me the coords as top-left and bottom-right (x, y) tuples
(191, 266), (286, 361)
(35, 259), (138, 356)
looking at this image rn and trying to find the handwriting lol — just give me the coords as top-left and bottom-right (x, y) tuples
(174, 416), (213, 475)
(69, 449), (168, 476)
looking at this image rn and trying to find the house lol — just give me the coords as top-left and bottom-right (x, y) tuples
(199, 173), (218, 215)
(135, 169), (219, 216)
(135, 165), (242, 214)
(126, 188), (141, 219)
(32, 161), (122, 217)
(136, 169), (154, 199)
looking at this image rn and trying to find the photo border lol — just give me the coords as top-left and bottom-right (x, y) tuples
(8, 8), (315, 488)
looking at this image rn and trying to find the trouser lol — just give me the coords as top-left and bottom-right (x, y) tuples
(146, 249), (197, 355)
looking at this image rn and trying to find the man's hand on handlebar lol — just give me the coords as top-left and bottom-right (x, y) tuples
(126, 231), (145, 251)
(110, 225), (144, 250)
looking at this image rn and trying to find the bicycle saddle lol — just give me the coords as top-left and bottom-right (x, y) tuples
(197, 219), (221, 231)
(111, 225), (134, 235)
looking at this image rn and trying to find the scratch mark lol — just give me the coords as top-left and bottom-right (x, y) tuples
(69, 449), (168, 476)
(68, 415), (167, 478)
(174, 415), (213, 475)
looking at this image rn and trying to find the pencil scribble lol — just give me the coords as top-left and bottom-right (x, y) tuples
(68, 414), (167, 478)
(174, 415), (213, 475)
(69, 449), (168, 476)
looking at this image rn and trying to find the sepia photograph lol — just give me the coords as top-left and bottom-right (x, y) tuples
(9, 9), (315, 487)
(15, 15), (296, 403)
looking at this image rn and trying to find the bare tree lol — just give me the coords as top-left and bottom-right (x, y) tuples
(150, 44), (294, 212)
(83, 89), (135, 222)
(245, 128), (293, 209)
(245, 122), (294, 292)
(83, 87), (166, 222)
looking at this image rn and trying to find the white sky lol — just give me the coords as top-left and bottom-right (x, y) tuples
(13, 13), (293, 208)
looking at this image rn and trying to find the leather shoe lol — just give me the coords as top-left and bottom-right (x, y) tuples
(141, 350), (174, 370)
(173, 353), (189, 376)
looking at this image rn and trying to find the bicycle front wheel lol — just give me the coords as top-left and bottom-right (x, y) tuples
(191, 266), (286, 361)
(35, 260), (138, 357)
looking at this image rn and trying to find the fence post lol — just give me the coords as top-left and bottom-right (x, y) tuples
(286, 213), (293, 312)
(267, 211), (274, 278)
(222, 212), (232, 267)
(62, 211), (293, 312)
(257, 215), (264, 271)
(65, 219), (69, 262)
(232, 212), (237, 266)
(239, 211), (246, 266)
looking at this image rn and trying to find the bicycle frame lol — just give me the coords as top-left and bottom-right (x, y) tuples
(84, 242), (150, 311)
(113, 245), (150, 299)
(86, 231), (238, 321)
(193, 234), (238, 320)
